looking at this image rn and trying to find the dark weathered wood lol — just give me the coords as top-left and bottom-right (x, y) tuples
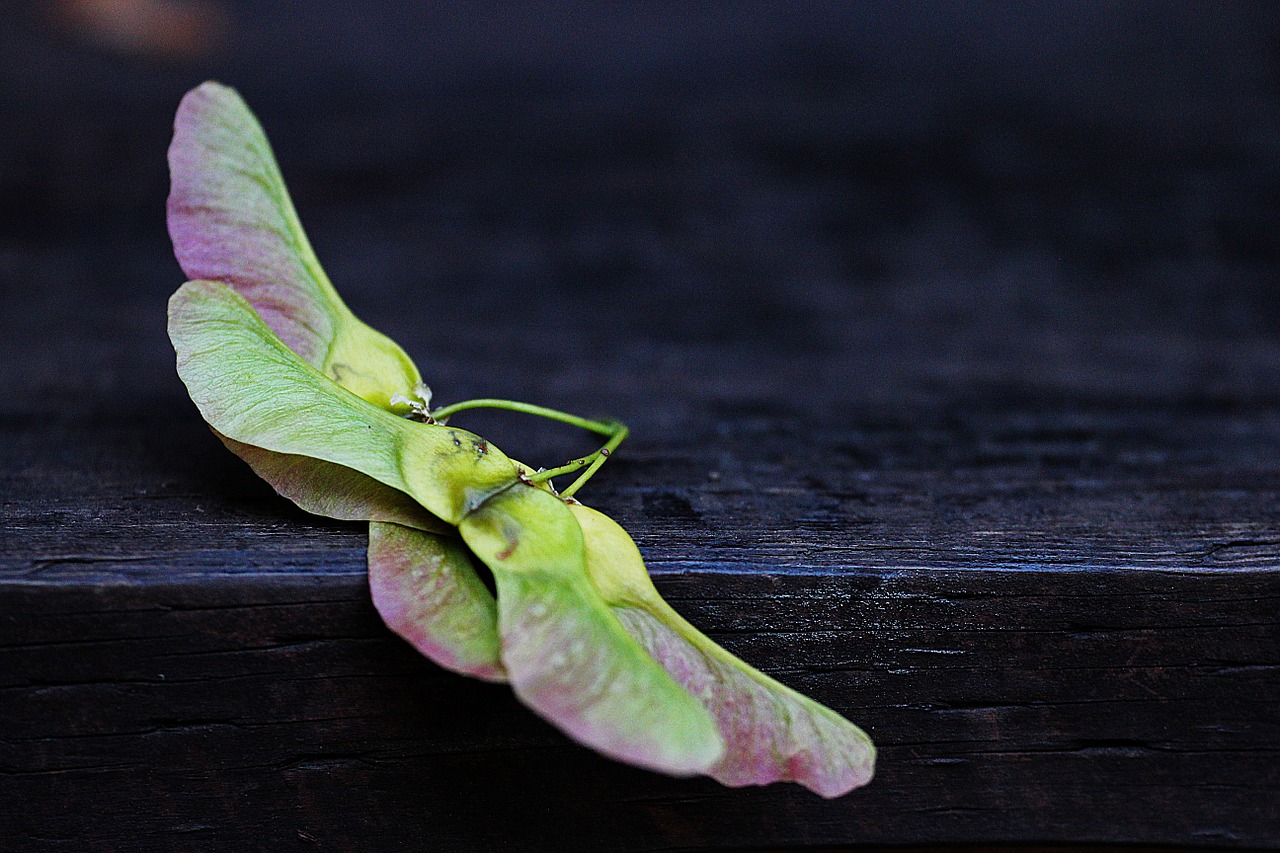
(3, 4), (1280, 850)
(3, 562), (1278, 850)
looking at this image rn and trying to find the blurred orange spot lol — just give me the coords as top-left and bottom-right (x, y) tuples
(48, 0), (227, 62)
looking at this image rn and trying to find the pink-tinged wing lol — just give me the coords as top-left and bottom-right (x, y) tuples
(216, 431), (448, 532)
(168, 82), (421, 411)
(168, 81), (335, 366)
(611, 606), (875, 797)
(460, 485), (724, 776)
(571, 504), (875, 798)
(368, 521), (506, 682)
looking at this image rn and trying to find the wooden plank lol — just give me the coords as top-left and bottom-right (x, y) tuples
(4, 401), (1279, 849)
(3, 558), (1277, 850)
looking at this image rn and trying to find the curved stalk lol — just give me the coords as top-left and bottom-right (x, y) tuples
(430, 398), (628, 497)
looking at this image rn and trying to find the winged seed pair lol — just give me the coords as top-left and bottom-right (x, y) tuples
(167, 81), (875, 797)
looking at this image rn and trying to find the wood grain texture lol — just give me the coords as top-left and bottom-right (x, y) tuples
(2, 5), (1280, 849)
(3, 564), (1278, 850)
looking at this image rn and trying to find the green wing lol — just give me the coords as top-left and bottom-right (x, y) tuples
(461, 485), (724, 776)
(168, 280), (517, 526)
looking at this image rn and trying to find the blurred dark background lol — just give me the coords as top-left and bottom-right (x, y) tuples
(2, 0), (1279, 453)
(4, 6), (1280, 848)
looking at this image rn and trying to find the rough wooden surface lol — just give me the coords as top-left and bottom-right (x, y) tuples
(3, 4), (1280, 850)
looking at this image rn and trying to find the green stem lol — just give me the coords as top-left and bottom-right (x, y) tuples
(560, 422), (628, 498)
(528, 454), (597, 483)
(429, 398), (628, 497)
(431, 398), (616, 436)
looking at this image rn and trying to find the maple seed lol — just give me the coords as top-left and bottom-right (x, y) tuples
(165, 79), (876, 798)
